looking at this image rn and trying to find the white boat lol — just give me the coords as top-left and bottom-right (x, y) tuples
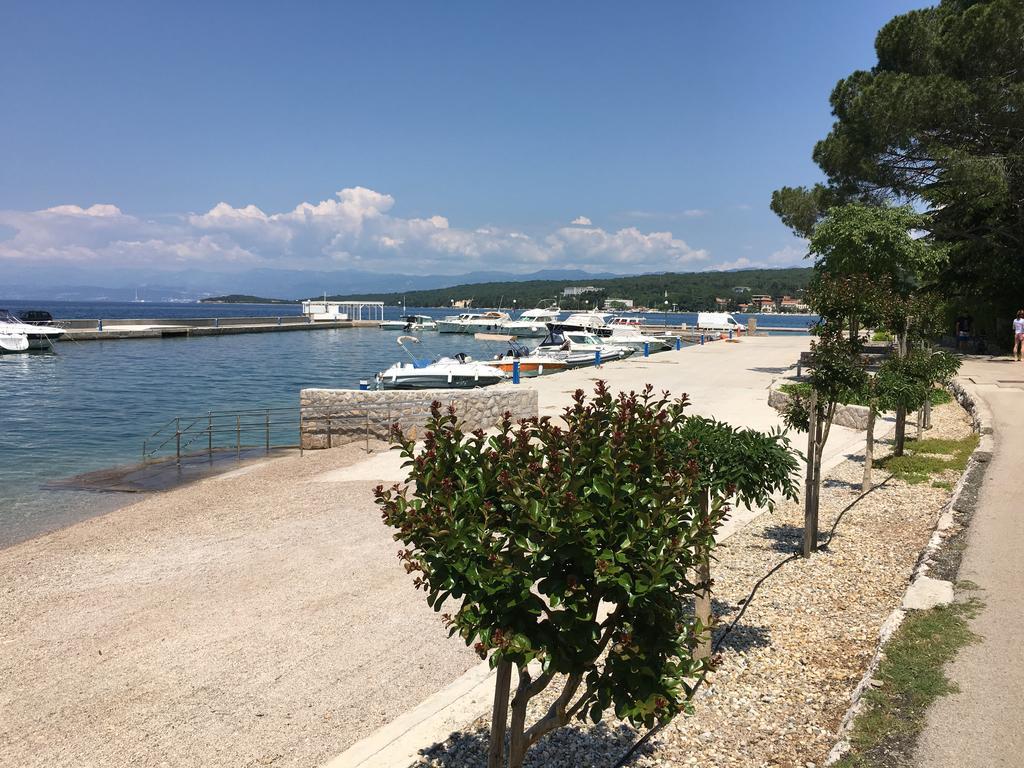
(0, 310), (65, 353)
(603, 317), (673, 352)
(437, 311), (511, 334)
(380, 314), (438, 331)
(499, 303), (562, 338)
(376, 336), (507, 389)
(484, 340), (569, 377)
(533, 325), (634, 367)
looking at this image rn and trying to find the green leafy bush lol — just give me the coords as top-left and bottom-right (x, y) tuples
(375, 382), (797, 767)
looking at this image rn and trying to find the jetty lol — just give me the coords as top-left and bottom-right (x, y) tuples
(57, 315), (359, 340)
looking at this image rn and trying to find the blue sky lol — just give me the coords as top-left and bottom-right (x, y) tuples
(0, 1), (927, 281)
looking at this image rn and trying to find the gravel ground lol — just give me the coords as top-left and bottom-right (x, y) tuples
(0, 442), (479, 768)
(414, 402), (975, 768)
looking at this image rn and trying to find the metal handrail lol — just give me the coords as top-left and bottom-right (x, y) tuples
(141, 399), (432, 464)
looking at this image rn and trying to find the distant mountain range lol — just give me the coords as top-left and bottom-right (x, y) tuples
(1, 267), (622, 302)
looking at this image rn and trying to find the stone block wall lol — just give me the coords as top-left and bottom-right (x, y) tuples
(768, 386), (874, 431)
(300, 387), (539, 449)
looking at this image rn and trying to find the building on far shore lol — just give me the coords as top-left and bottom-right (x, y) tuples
(606, 297), (634, 309)
(562, 286), (598, 297)
(751, 294), (776, 313)
(779, 295), (810, 313)
(452, 299), (474, 308)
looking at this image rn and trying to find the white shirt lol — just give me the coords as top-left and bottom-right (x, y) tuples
(1014, 318), (1024, 335)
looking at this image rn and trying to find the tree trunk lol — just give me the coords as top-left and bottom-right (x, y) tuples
(894, 407), (907, 457)
(862, 405), (875, 493)
(694, 492), (712, 660)
(507, 669), (530, 768)
(802, 390), (819, 558)
(488, 661), (512, 768)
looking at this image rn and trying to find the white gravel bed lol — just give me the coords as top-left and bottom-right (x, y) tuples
(414, 402), (974, 768)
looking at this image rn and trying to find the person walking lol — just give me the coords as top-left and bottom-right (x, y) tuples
(1014, 310), (1024, 360)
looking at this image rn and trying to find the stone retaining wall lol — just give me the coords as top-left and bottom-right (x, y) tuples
(299, 387), (539, 449)
(768, 386), (874, 430)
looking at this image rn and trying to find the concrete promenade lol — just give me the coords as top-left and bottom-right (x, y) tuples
(0, 334), (853, 768)
(914, 356), (1024, 768)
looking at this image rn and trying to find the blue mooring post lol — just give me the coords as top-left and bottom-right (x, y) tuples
(729, 329), (733, 340)
(97, 319), (103, 331)
(643, 341), (650, 357)
(512, 359), (520, 384)
(359, 380), (369, 391)
(675, 337), (682, 351)
(700, 333), (705, 345)
(595, 349), (602, 368)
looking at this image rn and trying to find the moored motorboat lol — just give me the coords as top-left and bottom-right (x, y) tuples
(0, 309), (64, 353)
(437, 311), (511, 334)
(381, 314), (438, 331)
(375, 336), (507, 389)
(485, 341), (569, 377)
(499, 303), (562, 338)
(533, 324), (634, 367)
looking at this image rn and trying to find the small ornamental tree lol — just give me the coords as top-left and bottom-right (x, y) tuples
(375, 383), (797, 768)
(672, 417), (799, 654)
(875, 348), (960, 441)
(784, 275), (871, 556)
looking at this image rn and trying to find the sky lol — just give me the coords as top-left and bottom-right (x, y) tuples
(0, 0), (929, 284)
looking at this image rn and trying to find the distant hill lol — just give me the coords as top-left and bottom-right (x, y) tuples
(200, 294), (297, 305)
(324, 267), (813, 310)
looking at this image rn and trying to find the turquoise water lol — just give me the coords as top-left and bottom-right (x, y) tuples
(0, 301), (814, 547)
(0, 323), (502, 546)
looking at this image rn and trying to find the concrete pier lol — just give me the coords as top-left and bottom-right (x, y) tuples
(58, 316), (378, 341)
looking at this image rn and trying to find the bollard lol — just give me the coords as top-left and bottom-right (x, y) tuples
(700, 333), (705, 345)
(675, 337), (682, 351)
(595, 349), (602, 368)
(512, 359), (520, 384)
(97, 319), (103, 332)
(643, 341), (650, 357)
(359, 380), (369, 391)
(729, 329), (733, 340)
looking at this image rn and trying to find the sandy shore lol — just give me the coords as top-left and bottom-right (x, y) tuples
(0, 442), (480, 767)
(0, 334), (825, 767)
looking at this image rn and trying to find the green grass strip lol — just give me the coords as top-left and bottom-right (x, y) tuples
(835, 599), (982, 767)
(879, 433), (979, 485)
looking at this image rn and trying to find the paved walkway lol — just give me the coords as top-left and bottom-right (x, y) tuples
(915, 356), (1024, 767)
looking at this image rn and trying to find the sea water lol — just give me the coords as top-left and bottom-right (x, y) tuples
(0, 300), (815, 546)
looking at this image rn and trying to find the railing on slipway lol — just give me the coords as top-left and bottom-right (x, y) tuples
(140, 400), (425, 464)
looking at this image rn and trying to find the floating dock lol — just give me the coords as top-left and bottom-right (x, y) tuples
(58, 316), (378, 341)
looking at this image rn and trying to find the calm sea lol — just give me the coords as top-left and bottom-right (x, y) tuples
(0, 300), (815, 546)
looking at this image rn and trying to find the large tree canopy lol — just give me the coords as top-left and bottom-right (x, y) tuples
(772, 0), (1024, 314)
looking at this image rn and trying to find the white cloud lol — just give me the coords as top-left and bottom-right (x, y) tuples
(0, 186), (718, 276)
